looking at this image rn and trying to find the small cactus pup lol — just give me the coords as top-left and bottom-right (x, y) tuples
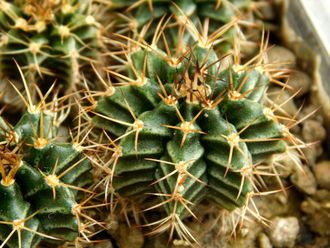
(0, 0), (104, 106)
(0, 79), (95, 247)
(89, 32), (300, 243)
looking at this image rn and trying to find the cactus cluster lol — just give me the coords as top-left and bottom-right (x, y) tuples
(0, 0), (103, 99)
(0, 0), (307, 247)
(0, 78), (94, 247)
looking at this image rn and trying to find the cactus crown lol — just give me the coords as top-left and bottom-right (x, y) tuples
(89, 21), (294, 242)
(0, 0), (102, 96)
(0, 82), (94, 248)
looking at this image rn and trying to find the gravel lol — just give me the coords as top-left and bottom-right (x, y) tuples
(313, 161), (330, 190)
(290, 166), (317, 195)
(268, 217), (300, 248)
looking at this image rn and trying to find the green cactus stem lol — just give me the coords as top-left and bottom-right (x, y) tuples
(108, 0), (274, 56)
(0, 0), (103, 99)
(0, 98), (93, 248)
(90, 33), (292, 241)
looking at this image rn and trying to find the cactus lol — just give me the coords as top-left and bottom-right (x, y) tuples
(0, 0), (305, 246)
(112, 0), (242, 29)
(0, 0), (103, 102)
(108, 0), (274, 56)
(0, 72), (94, 248)
(89, 25), (294, 242)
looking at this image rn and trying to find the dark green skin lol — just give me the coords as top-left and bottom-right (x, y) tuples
(0, 112), (92, 248)
(93, 45), (286, 219)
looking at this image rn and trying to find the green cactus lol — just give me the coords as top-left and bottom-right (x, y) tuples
(0, 89), (93, 247)
(90, 31), (290, 241)
(0, 0), (297, 246)
(0, 0), (103, 99)
(108, 0), (273, 56)
(112, 0), (243, 28)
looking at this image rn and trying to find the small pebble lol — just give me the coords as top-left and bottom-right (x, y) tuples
(314, 189), (330, 201)
(272, 150), (300, 178)
(266, 46), (296, 69)
(94, 241), (114, 248)
(117, 225), (144, 248)
(241, 228), (249, 237)
(268, 217), (299, 248)
(314, 237), (329, 248)
(268, 89), (298, 117)
(298, 104), (322, 123)
(57, 126), (70, 142)
(290, 166), (317, 195)
(257, 2), (276, 20)
(314, 161), (330, 190)
(276, 194), (288, 205)
(300, 199), (317, 215)
(258, 232), (273, 248)
(0, 79), (25, 112)
(173, 239), (190, 247)
(304, 145), (323, 165)
(302, 119), (326, 143)
(287, 71), (312, 97)
(309, 214), (330, 236)
(240, 40), (259, 57)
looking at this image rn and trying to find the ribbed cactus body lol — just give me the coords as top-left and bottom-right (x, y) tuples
(0, 0), (101, 94)
(92, 44), (287, 220)
(0, 110), (92, 248)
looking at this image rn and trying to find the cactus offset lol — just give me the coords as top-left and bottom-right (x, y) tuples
(0, 0), (103, 101)
(0, 77), (94, 247)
